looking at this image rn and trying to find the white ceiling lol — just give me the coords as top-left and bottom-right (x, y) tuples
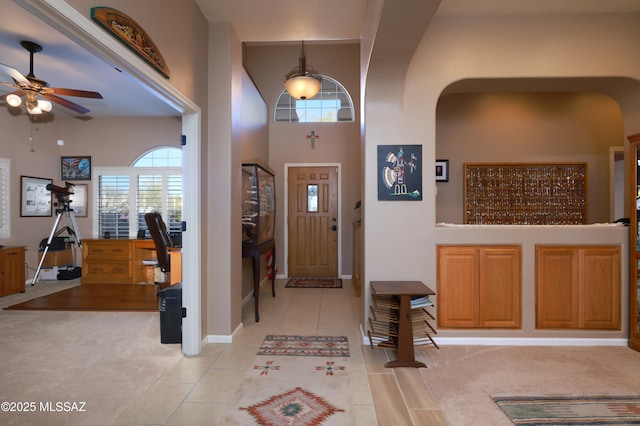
(195, 0), (367, 43)
(1, 0), (640, 119)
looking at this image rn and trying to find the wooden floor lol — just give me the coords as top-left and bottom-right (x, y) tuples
(4, 284), (160, 311)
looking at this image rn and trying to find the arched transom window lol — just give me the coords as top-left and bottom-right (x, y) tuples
(274, 75), (355, 123)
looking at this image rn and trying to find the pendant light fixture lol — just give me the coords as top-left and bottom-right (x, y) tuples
(284, 41), (321, 100)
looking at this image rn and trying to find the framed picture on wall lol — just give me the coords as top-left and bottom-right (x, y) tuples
(20, 176), (52, 217)
(377, 145), (422, 201)
(436, 159), (449, 182)
(69, 184), (88, 217)
(61, 156), (91, 180)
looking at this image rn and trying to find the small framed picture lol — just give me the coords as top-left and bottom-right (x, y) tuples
(20, 176), (52, 217)
(61, 156), (91, 180)
(69, 184), (88, 217)
(436, 159), (449, 182)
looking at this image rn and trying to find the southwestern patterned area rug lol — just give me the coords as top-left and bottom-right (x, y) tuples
(258, 335), (350, 357)
(285, 278), (343, 289)
(221, 335), (352, 425)
(493, 395), (640, 425)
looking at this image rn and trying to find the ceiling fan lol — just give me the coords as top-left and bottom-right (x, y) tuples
(0, 40), (103, 115)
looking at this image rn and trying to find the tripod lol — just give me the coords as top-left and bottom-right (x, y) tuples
(31, 190), (82, 286)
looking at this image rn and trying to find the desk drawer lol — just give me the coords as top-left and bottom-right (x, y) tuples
(82, 260), (133, 283)
(84, 241), (131, 258)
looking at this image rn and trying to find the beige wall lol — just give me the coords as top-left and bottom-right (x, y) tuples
(364, 10), (640, 339)
(206, 22), (250, 336)
(66, 0), (209, 109)
(244, 43), (361, 277)
(436, 91), (624, 224)
(239, 71), (269, 299)
(0, 113), (181, 274)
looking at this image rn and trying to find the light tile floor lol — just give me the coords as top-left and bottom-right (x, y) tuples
(115, 278), (445, 425)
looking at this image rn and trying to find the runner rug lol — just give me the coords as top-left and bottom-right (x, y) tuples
(257, 335), (350, 357)
(493, 395), (640, 425)
(221, 335), (352, 425)
(285, 278), (343, 289)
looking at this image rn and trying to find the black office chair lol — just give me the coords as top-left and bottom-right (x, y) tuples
(144, 212), (174, 288)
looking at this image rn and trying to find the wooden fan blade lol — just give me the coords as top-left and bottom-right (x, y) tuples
(0, 63), (31, 86)
(41, 87), (103, 99)
(41, 93), (90, 114)
(3, 89), (24, 97)
(0, 81), (21, 91)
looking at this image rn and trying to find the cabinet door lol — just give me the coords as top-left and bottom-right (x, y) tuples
(479, 247), (521, 328)
(0, 247), (25, 296)
(0, 251), (7, 296)
(437, 246), (479, 328)
(579, 247), (621, 329)
(536, 246), (580, 328)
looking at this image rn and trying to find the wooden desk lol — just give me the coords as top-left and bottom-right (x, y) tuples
(370, 280), (435, 368)
(242, 239), (276, 322)
(134, 239), (182, 285)
(82, 239), (181, 285)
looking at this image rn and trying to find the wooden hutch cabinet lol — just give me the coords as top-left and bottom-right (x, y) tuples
(437, 245), (522, 328)
(628, 133), (640, 350)
(241, 162), (276, 322)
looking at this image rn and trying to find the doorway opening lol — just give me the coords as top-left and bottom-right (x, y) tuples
(28, 1), (202, 355)
(611, 147), (624, 221)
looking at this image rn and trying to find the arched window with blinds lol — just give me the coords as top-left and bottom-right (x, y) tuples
(94, 148), (182, 239)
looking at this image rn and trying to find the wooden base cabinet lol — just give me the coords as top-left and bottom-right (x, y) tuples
(536, 245), (621, 330)
(0, 246), (26, 296)
(437, 245), (522, 329)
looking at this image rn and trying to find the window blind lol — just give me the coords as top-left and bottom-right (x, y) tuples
(95, 167), (181, 239)
(98, 175), (130, 239)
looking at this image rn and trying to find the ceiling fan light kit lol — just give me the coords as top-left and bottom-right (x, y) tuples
(27, 99), (52, 115)
(6, 93), (21, 107)
(284, 41), (321, 100)
(0, 40), (103, 116)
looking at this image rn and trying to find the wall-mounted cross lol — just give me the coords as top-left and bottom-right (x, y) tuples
(306, 130), (320, 149)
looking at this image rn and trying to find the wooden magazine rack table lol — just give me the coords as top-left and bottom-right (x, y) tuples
(369, 281), (437, 368)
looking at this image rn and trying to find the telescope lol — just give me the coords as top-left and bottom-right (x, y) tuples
(46, 182), (75, 196)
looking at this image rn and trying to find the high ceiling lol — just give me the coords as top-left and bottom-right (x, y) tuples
(1, 0), (640, 118)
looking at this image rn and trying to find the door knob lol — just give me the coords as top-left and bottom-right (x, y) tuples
(331, 225), (337, 231)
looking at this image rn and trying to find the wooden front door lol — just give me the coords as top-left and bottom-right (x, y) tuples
(288, 166), (338, 277)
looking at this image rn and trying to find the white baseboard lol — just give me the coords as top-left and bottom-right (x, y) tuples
(433, 337), (628, 346)
(358, 325), (628, 347)
(206, 322), (243, 344)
